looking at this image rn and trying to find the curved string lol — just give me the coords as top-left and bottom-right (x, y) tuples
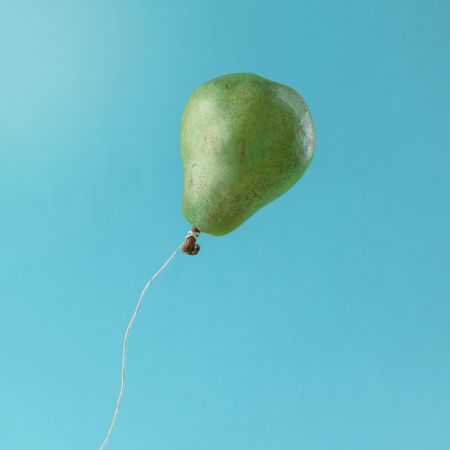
(99, 236), (190, 449)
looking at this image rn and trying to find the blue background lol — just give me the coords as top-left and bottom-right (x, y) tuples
(1, 1), (449, 449)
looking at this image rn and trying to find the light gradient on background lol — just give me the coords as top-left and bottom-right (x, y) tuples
(0, 1), (449, 449)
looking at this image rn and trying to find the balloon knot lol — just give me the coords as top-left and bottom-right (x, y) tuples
(182, 226), (201, 256)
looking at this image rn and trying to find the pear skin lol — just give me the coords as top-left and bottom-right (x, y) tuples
(181, 73), (315, 236)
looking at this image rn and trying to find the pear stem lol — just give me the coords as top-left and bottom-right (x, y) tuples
(182, 226), (201, 255)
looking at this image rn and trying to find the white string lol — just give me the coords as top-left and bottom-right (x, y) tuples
(99, 235), (192, 450)
(186, 228), (200, 240)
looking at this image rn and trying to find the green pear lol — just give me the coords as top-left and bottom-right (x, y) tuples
(181, 73), (315, 236)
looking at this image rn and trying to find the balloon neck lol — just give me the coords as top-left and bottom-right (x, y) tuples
(182, 226), (201, 256)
